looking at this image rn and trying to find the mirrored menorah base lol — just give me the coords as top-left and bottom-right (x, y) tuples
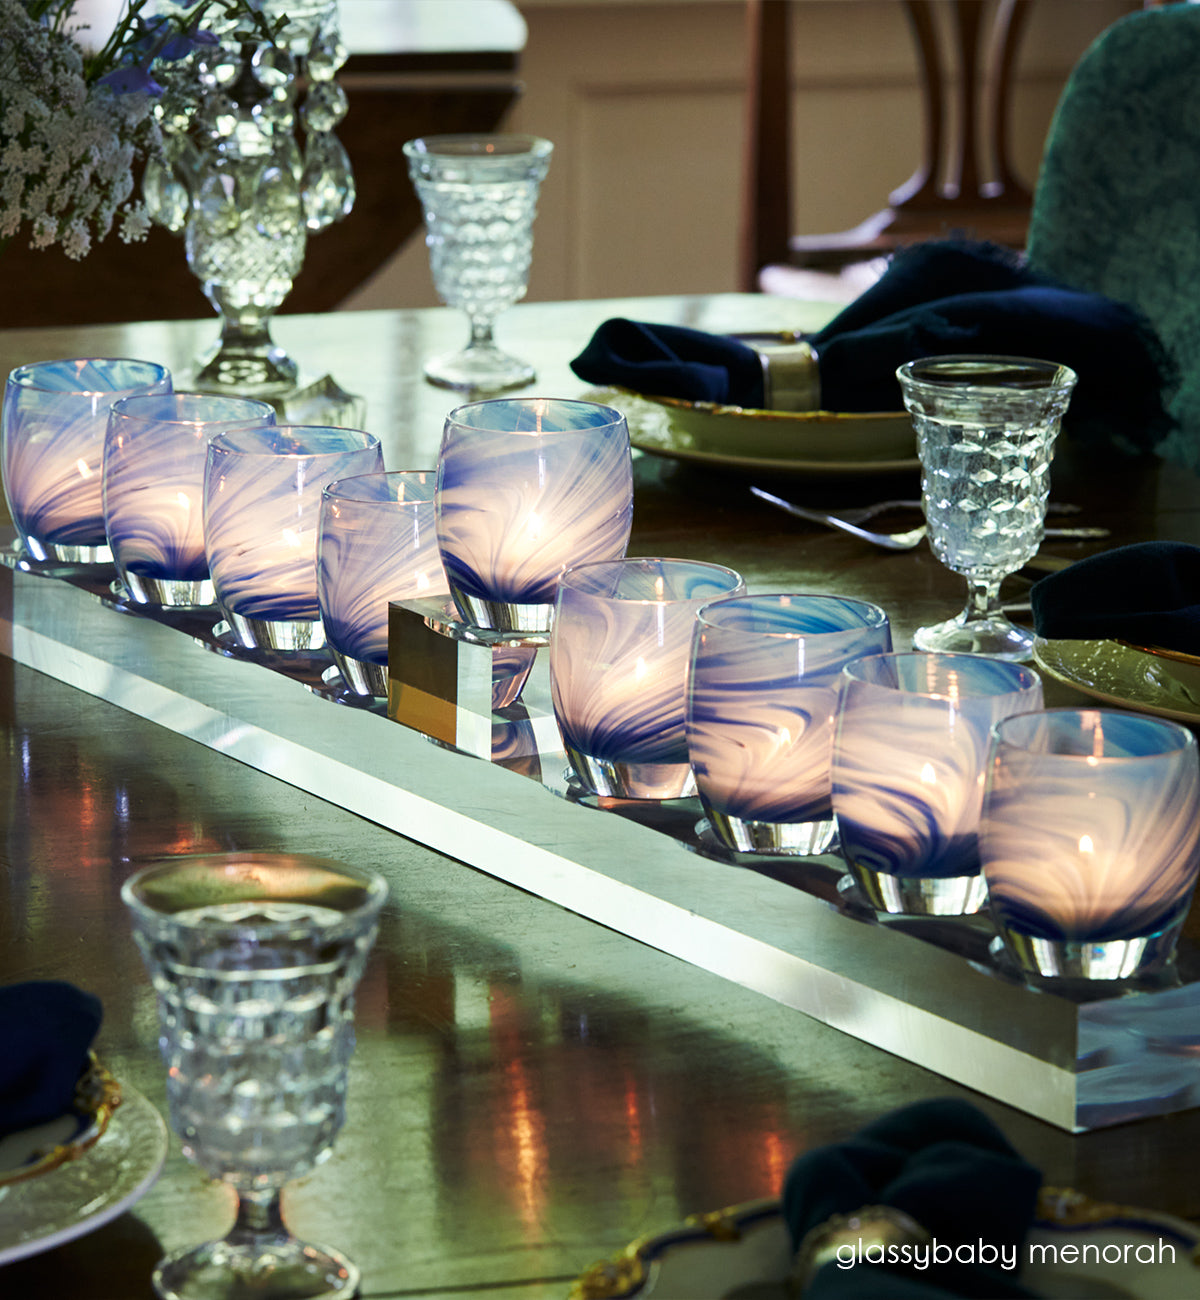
(994, 923), (1187, 985)
(18, 535), (112, 565)
(564, 748), (696, 802)
(704, 807), (837, 857)
(221, 611), (327, 653)
(447, 584), (554, 635)
(849, 863), (989, 917)
(122, 573), (215, 609)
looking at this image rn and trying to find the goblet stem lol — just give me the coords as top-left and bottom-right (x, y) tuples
(227, 1187), (288, 1253)
(467, 313), (498, 351)
(962, 574), (1005, 625)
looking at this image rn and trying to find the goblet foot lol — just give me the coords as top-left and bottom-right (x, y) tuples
(194, 322), (299, 397)
(566, 746), (696, 801)
(994, 921), (1186, 984)
(221, 609), (328, 653)
(449, 585), (554, 635)
(848, 863), (988, 916)
(912, 610), (1033, 661)
(153, 1233), (359, 1300)
(122, 573), (215, 609)
(705, 807), (837, 857)
(423, 341), (534, 393)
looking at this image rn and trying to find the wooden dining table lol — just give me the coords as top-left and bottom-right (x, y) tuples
(2, 293), (1199, 1298)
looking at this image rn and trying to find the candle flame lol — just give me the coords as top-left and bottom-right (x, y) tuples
(1079, 835), (1095, 854)
(920, 762), (937, 785)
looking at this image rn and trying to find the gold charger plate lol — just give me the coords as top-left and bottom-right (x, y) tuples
(1032, 638), (1200, 724)
(570, 1192), (1200, 1299)
(586, 387), (918, 477)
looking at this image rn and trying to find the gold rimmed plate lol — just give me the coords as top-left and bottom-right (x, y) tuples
(0, 1055), (121, 1188)
(0, 1069), (167, 1265)
(1032, 638), (1200, 724)
(570, 1192), (1200, 1299)
(584, 387), (917, 477)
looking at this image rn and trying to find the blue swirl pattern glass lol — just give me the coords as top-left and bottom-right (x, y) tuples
(103, 393), (276, 608)
(551, 558), (745, 800)
(204, 425), (383, 652)
(981, 708), (1200, 982)
(686, 593), (891, 856)
(832, 652), (1043, 915)
(317, 470), (449, 697)
(437, 398), (633, 634)
(3, 358), (172, 564)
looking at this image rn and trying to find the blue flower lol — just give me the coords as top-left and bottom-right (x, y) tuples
(97, 65), (165, 96)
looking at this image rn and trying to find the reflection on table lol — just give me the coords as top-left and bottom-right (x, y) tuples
(2, 293), (1199, 1298)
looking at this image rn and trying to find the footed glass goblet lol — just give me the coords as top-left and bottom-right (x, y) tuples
(403, 134), (553, 391)
(122, 852), (387, 1300)
(897, 355), (1077, 661)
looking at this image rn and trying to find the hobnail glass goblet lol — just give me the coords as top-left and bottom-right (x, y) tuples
(403, 134), (553, 391)
(121, 851), (387, 1300)
(897, 355), (1077, 661)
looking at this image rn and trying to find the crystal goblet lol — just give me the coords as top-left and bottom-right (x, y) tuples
(317, 470), (449, 697)
(121, 851), (387, 1300)
(897, 355), (1077, 661)
(203, 424), (383, 652)
(103, 392), (276, 608)
(980, 708), (1200, 983)
(687, 593), (892, 856)
(437, 397), (633, 634)
(2, 358), (172, 564)
(403, 134), (553, 391)
(832, 651), (1043, 915)
(550, 557), (746, 800)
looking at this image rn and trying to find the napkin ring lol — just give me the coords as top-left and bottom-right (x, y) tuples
(758, 341), (820, 412)
(788, 1204), (932, 1295)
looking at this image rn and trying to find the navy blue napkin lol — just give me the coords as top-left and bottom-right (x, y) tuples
(0, 980), (103, 1138)
(782, 1098), (1042, 1299)
(569, 240), (1176, 452)
(1032, 541), (1200, 654)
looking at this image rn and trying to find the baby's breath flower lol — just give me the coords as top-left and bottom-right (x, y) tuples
(0, 0), (274, 259)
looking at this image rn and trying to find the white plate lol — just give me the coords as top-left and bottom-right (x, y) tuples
(0, 1082), (169, 1265)
(1033, 637), (1200, 724)
(570, 1194), (1200, 1299)
(586, 387), (919, 477)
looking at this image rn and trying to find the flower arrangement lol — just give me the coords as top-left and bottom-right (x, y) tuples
(0, 0), (281, 260)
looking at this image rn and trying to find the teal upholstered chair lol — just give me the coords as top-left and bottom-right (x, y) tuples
(1027, 2), (1200, 468)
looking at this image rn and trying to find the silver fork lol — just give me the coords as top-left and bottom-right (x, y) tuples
(750, 487), (927, 550)
(750, 487), (1108, 551)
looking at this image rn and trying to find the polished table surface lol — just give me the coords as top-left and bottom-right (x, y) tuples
(2, 294), (1200, 1298)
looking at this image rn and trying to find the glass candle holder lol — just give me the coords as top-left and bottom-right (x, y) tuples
(686, 593), (891, 856)
(550, 557), (745, 801)
(832, 652), (1043, 915)
(204, 425), (383, 652)
(3, 358), (172, 564)
(317, 470), (450, 697)
(122, 851), (386, 1300)
(103, 392), (276, 608)
(436, 398), (633, 634)
(981, 708), (1200, 982)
